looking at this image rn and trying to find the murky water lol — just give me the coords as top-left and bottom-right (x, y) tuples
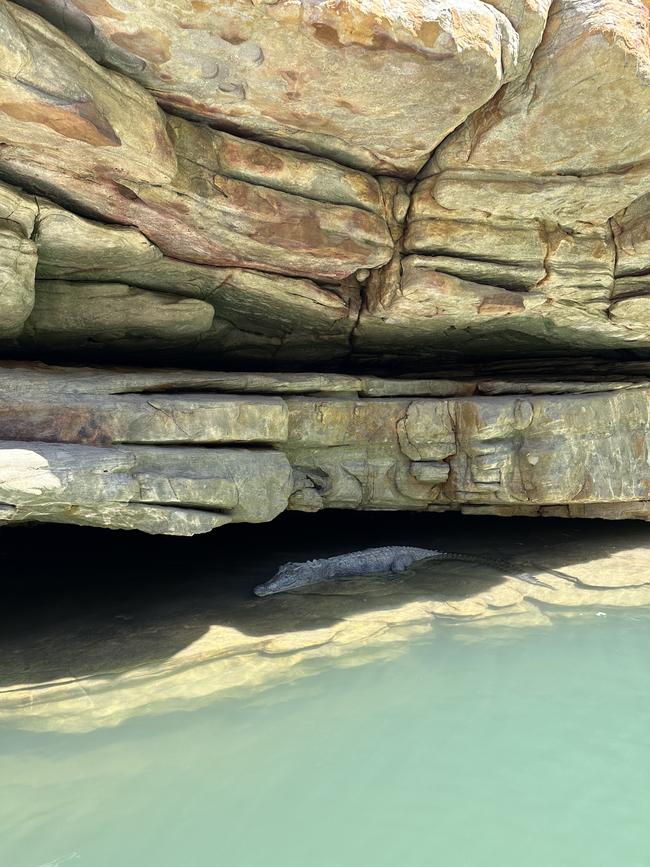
(1, 515), (650, 866)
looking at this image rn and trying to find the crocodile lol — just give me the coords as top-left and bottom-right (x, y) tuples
(252, 545), (577, 597)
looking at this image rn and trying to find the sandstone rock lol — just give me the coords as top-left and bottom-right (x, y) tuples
(413, 169), (650, 226)
(15, 0), (541, 175)
(8, 361), (645, 401)
(0, 393), (288, 445)
(608, 280), (650, 332)
(0, 224), (37, 339)
(23, 191), (638, 365)
(21, 280), (215, 352)
(1, 0), (649, 366)
(284, 389), (650, 513)
(103, 115), (392, 281)
(613, 193), (650, 277)
(33, 199), (164, 283)
(395, 0), (650, 365)
(419, 0), (650, 223)
(0, 182), (38, 338)
(355, 252), (634, 360)
(435, 0), (650, 177)
(168, 118), (385, 215)
(440, 392), (650, 505)
(0, 4), (393, 282)
(32, 199), (358, 362)
(372, 206), (622, 357)
(404, 205), (615, 305)
(404, 205), (547, 270)
(3, 363), (650, 530)
(0, 362), (366, 398)
(0, 2), (177, 185)
(3, 0), (650, 536)
(0, 179), (38, 237)
(0, 441), (292, 533)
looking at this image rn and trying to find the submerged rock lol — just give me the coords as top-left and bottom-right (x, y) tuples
(2, 517), (650, 733)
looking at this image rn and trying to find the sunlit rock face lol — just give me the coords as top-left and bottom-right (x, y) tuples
(13, 0), (548, 175)
(3, 0), (650, 530)
(2, 363), (650, 533)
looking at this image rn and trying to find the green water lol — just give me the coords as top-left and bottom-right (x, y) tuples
(2, 610), (650, 867)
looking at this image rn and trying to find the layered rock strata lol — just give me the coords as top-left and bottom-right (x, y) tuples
(2, 362), (650, 533)
(2, 1), (650, 530)
(14, 0), (543, 175)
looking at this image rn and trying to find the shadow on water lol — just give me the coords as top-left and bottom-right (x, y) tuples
(1, 510), (649, 689)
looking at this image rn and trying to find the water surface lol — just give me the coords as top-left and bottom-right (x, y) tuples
(1, 514), (650, 866)
(2, 609), (649, 867)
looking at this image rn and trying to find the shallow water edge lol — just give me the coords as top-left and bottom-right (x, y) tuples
(2, 511), (650, 734)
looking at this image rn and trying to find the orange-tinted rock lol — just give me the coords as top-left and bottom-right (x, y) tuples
(16, 0), (544, 174)
(0, 3), (393, 282)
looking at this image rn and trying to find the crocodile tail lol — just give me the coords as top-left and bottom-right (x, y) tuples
(426, 552), (555, 590)
(538, 566), (580, 584)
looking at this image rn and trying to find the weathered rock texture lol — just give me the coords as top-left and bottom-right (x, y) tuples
(2, 1), (650, 530)
(2, 362), (650, 532)
(15, 0), (542, 175)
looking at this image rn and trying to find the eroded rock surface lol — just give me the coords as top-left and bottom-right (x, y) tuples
(0, 182), (37, 338)
(2, 362), (650, 533)
(0, 3), (391, 284)
(2, 1), (650, 530)
(14, 0), (541, 175)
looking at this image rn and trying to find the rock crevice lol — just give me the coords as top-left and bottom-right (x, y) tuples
(2, 0), (650, 530)
(1, 363), (650, 532)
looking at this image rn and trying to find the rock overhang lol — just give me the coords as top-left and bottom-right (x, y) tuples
(2, 0), (650, 530)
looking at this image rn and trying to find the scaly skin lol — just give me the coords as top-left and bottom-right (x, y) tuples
(253, 545), (562, 596)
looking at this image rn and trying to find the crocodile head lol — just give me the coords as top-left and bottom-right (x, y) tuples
(253, 561), (313, 596)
